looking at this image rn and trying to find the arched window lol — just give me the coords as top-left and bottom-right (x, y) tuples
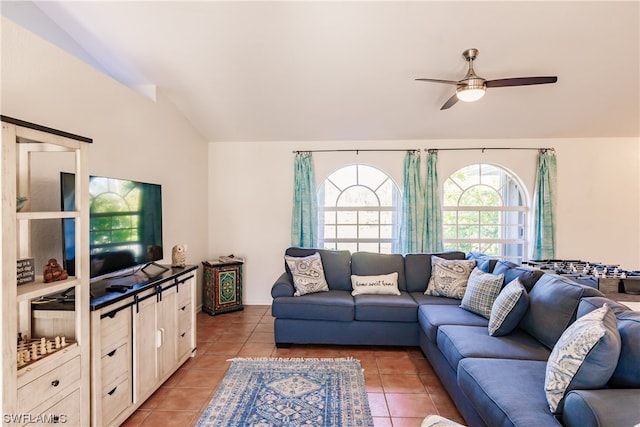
(442, 163), (528, 263)
(318, 164), (401, 253)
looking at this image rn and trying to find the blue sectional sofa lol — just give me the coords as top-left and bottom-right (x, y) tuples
(271, 248), (640, 427)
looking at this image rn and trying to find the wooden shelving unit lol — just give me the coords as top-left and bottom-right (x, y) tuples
(1, 117), (91, 426)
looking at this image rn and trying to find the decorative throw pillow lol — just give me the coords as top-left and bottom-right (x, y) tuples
(425, 256), (476, 299)
(284, 252), (329, 296)
(488, 278), (529, 336)
(544, 304), (621, 414)
(460, 268), (505, 319)
(351, 272), (401, 296)
(421, 414), (465, 427)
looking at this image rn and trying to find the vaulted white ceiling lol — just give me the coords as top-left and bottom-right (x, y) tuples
(4, 1), (639, 142)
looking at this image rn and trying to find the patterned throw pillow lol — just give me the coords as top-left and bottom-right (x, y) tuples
(425, 256), (476, 299)
(284, 252), (329, 296)
(421, 415), (465, 427)
(488, 278), (529, 336)
(460, 268), (505, 319)
(351, 272), (401, 296)
(544, 304), (621, 414)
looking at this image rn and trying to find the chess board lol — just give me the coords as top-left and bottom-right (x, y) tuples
(16, 336), (75, 369)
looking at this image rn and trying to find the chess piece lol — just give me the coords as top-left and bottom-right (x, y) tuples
(43, 258), (68, 283)
(171, 244), (187, 268)
(55, 336), (61, 349)
(46, 341), (53, 354)
(23, 349), (30, 362)
(40, 337), (46, 355)
(17, 352), (24, 367)
(61, 336), (67, 347)
(31, 343), (39, 360)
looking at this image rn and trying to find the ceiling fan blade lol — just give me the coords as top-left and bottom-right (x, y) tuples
(440, 93), (459, 110)
(485, 76), (557, 88)
(415, 78), (460, 85)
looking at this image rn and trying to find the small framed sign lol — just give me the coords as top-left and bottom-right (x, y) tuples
(17, 258), (35, 285)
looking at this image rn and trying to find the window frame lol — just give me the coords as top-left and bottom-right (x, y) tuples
(442, 163), (529, 263)
(317, 164), (402, 254)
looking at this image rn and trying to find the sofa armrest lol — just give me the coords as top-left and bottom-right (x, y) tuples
(271, 272), (295, 298)
(562, 389), (640, 427)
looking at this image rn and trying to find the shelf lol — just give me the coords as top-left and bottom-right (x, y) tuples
(17, 277), (80, 302)
(17, 211), (79, 220)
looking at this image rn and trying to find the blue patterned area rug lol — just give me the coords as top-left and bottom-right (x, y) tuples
(195, 357), (373, 427)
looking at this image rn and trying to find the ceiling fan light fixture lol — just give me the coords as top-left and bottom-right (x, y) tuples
(456, 86), (486, 102)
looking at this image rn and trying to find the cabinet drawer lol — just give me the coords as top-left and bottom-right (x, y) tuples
(177, 302), (192, 331)
(176, 277), (192, 306)
(101, 342), (130, 392)
(101, 375), (131, 426)
(17, 356), (80, 414)
(177, 328), (192, 359)
(25, 388), (80, 426)
(100, 307), (130, 357)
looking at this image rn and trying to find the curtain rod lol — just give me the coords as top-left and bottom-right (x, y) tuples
(426, 147), (554, 153)
(292, 148), (419, 154)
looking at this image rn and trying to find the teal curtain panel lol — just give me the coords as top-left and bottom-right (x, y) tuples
(400, 151), (425, 253)
(532, 149), (557, 259)
(424, 150), (444, 252)
(291, 152), (318, 248)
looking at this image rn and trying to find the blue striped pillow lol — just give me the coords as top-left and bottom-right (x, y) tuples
(488, 278), (529, 336)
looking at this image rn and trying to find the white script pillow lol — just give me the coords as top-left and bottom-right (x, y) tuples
(351, 272), (401, 296)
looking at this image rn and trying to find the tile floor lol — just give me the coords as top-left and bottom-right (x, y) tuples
(121, 306), (464, 427)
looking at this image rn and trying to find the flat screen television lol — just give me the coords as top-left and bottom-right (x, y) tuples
(61, 173), (164, 280)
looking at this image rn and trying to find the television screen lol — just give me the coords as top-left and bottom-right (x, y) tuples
(61, 173), (164, 279)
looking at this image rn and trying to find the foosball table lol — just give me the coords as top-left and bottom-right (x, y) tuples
(523, 259), (640, 304)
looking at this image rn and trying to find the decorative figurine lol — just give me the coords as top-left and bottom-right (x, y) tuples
(171, 244), (187, 268)
(43, 258), (68, 283)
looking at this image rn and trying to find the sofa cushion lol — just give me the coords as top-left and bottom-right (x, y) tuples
(466, 251), (498, 273)
(418, 305), (488, 344)
(493, 260), (543, 291)
(488, 278), (529, 336)
(351, 272), (400, 296)
(519, 274), (604, 349)
(458, 358), (561, 427)
(354, 292), (418, 322)
(351, 252), (406, 291)
(404, 251), (466, 293)
(577, 297), (640, 387)
(609, 310), (640, 387)
(544, 305), (621, 414)
(285, 247), (352, 291)
(411, 293), (461, 306)
(438, 325), (551, 371)
(271, 290), (354, 321)
(425, 257), (476, 299)
(562, 389), (640, 427)
(285, 252), (330, 296)
(460, 267), (504, 319)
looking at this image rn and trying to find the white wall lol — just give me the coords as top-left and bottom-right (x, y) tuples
(1, 18), (209, 305)
(209, 137), (640, 305)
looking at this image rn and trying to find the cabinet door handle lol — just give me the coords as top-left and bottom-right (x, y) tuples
(181, 332), (186, 338)
(180, 305), (186, 311)
(157, 328), (165, 348)
(107, 348), (117, 357)
(108, 386), (118, 396)
(51, 379), (60, 387)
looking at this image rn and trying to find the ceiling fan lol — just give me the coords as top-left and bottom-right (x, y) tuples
(416, 48), (557, 110)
